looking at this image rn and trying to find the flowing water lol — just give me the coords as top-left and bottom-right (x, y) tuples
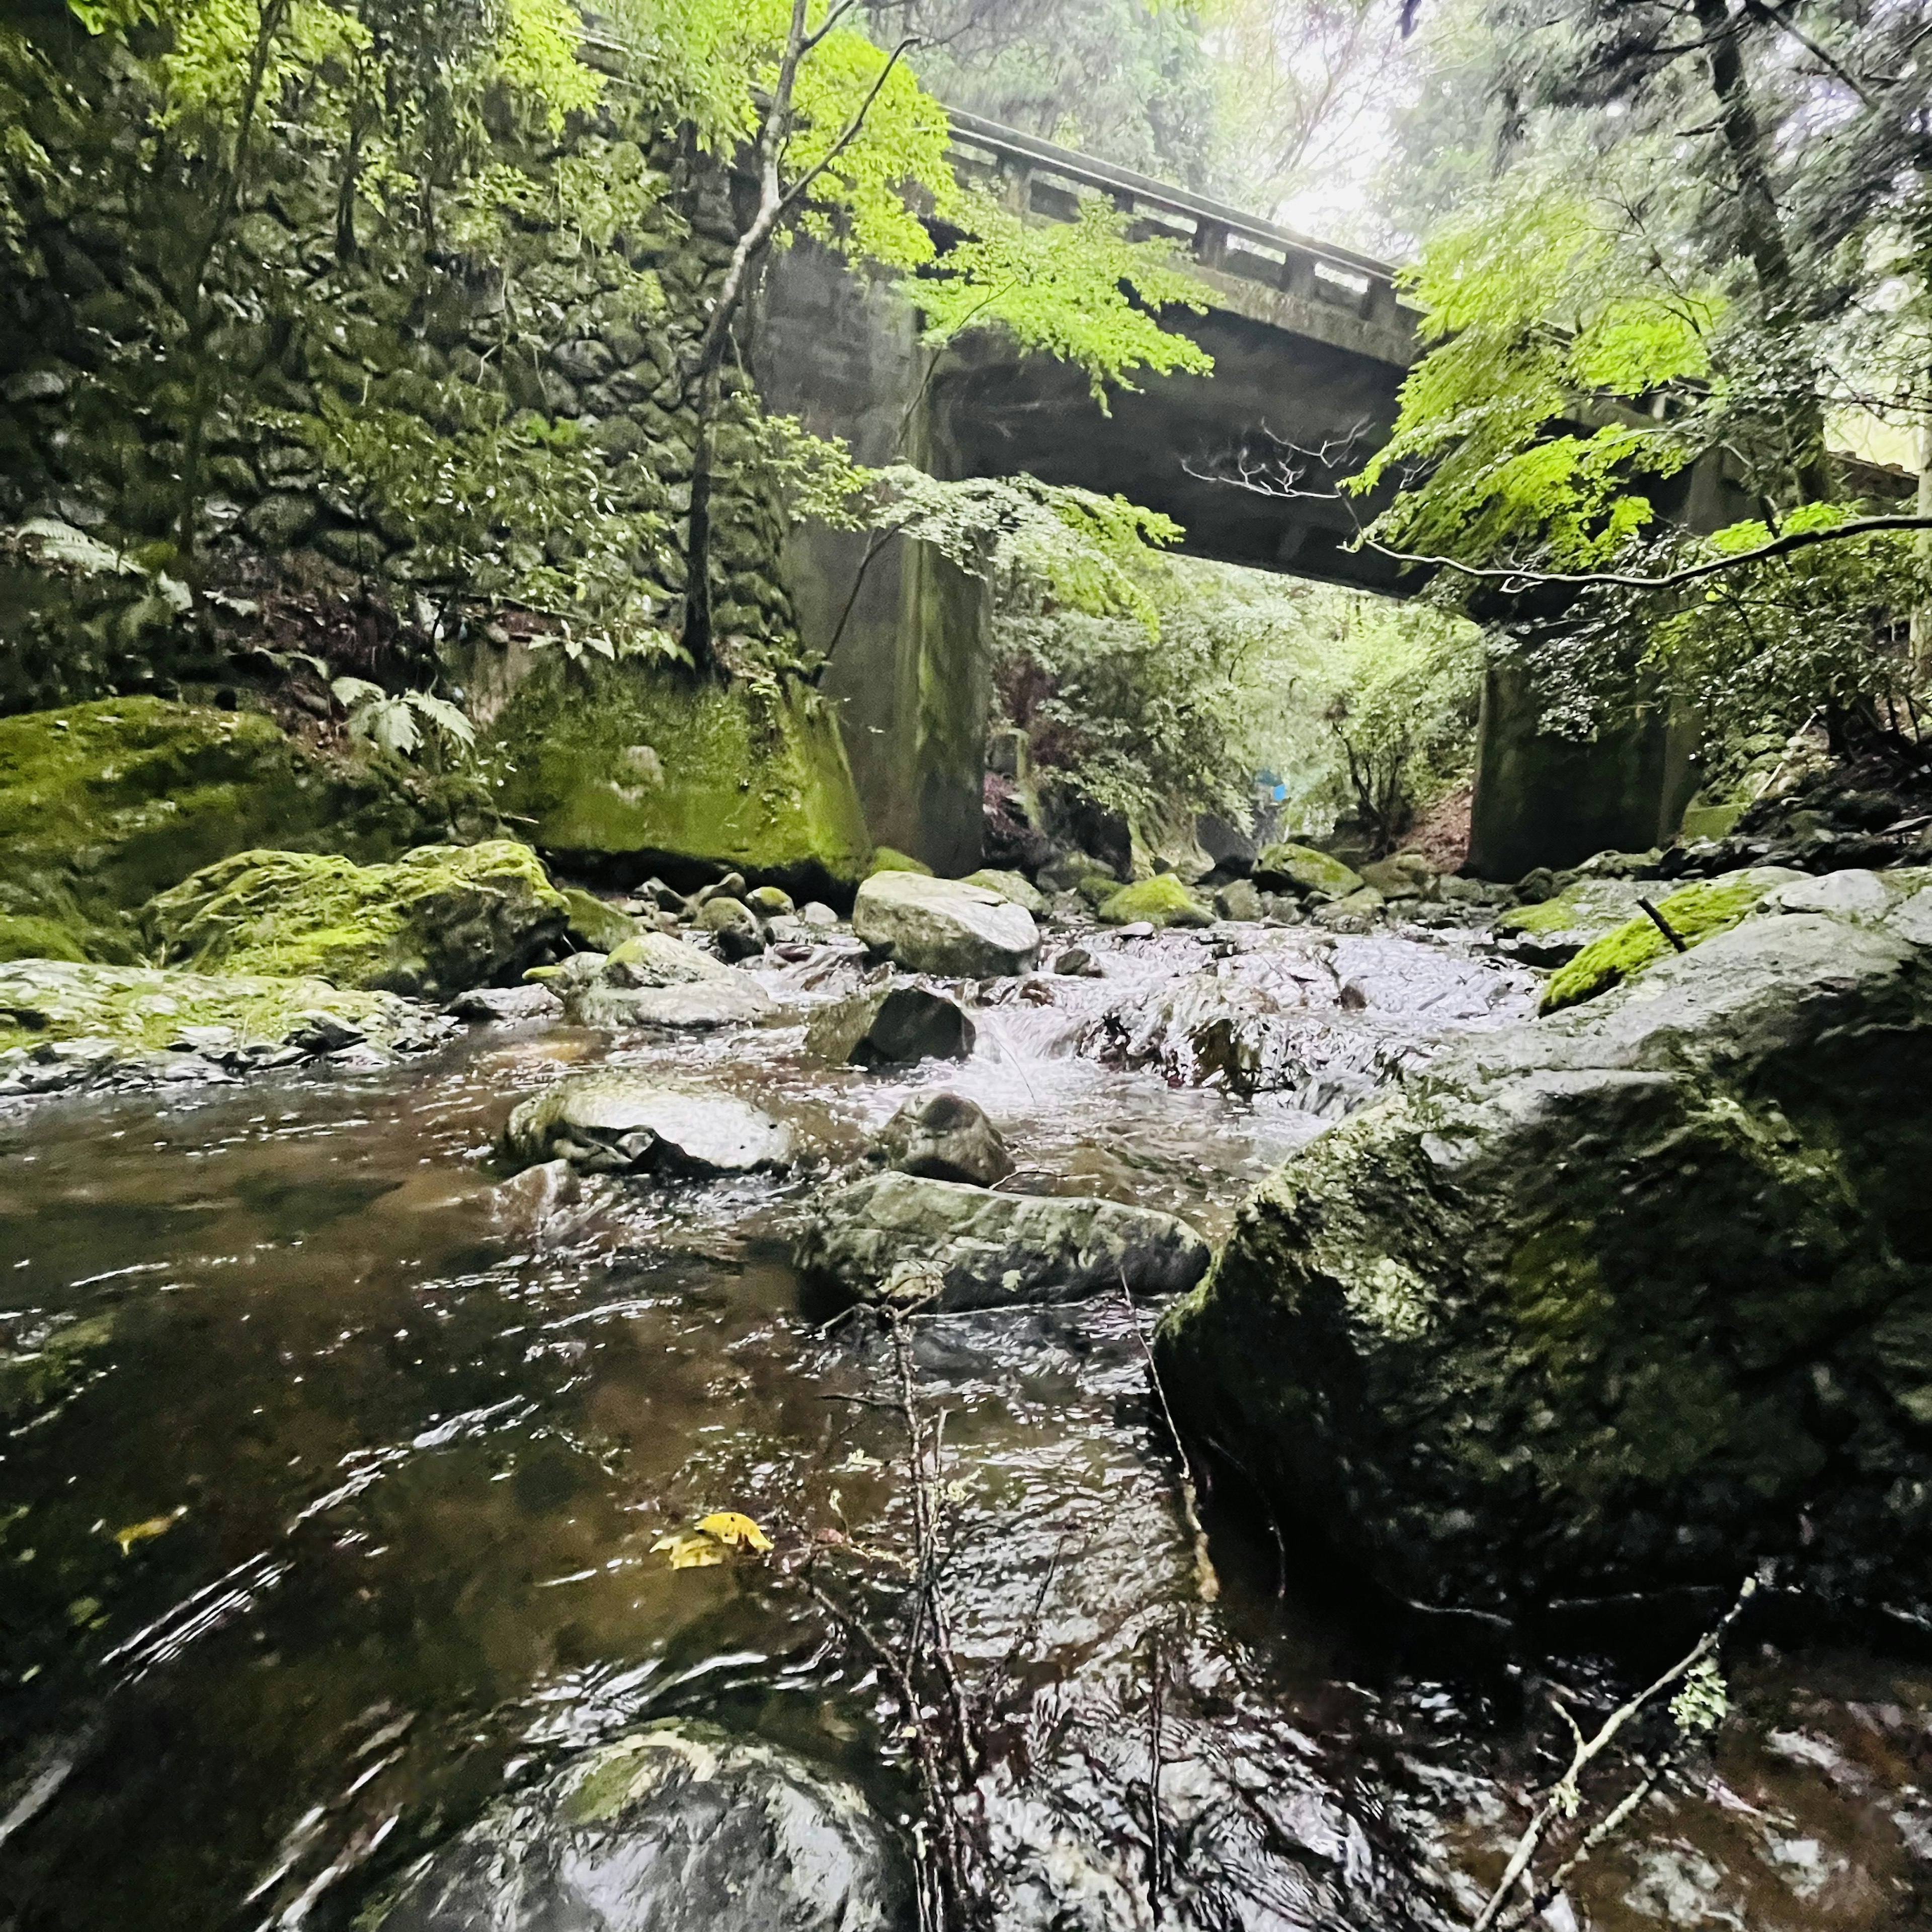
(2, 924), (1929, 1929)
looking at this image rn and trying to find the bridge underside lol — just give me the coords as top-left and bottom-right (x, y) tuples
(757, 237), (1726, 880)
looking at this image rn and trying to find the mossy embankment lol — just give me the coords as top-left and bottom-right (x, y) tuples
(0, 696), (492, 963)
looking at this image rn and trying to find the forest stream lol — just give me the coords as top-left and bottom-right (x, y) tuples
(5, 922), (1929, 1931)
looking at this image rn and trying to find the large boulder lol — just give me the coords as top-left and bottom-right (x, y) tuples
(369, 1720), (908, 1932)
(796, 1173), (1210, 1312)
(873, 1091), (1014, 1186)
(1252, 843), (1362, 900)
(851, 872), (1039, 977)
(1155, 890), (1932, 1616)
(1096, 875), (1212, 930)
(480, 656), (872, 901)
(501, 1070), (794, 1177)
(143, 841), (569, 998)
(0, 697), (482, 963)
(805, 985), (975, 1067)
(1492, 877), (1654, 964)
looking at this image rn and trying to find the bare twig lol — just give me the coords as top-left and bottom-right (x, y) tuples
(1146, 1634), (1167, 1918)
(1469, 1572), (1760, 1932)
(1636, 898), (1688, 951)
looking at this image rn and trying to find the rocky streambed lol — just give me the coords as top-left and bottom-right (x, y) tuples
(4, 887), (1932, 1930)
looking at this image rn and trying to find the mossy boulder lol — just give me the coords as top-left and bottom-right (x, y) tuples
(1494, 877), (1654, 966)
(0, 957), (445, 1063)
(0, 697), (484, 962)
(1540, 867), (1797, 1012)
(484, 657), (872, 903)
(1252, 843), (1362, 900)
(1097, 874), (1212, 929)
(868, 847), (931, 876)
(143, 842), (569, 997)
(1156, 892), (1932, 1616)
(559, 886), (637, 954)
(963, 867), (1047, 915)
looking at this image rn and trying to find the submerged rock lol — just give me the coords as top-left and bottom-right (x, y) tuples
(852, 871), (1040, 977)
(370, 1720), (908, 1932)
(500, 1070), (793, 1177)
(144, 842), (569, 998)
(873, 1091), (1014, 1186)
(806, 985), (975, 1067)
(1156, 893), (1932, 1615)
(1096, 875), (1212, 929)
(795, 1173), (1210, 1312)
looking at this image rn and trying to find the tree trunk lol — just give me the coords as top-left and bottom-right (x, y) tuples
(681, 363), (719, 675)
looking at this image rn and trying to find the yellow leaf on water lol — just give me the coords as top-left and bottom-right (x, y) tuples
(114, 1508), (185, 1555)
(651, 1532), (727, 1569)
(696, 1511), (772, 1552)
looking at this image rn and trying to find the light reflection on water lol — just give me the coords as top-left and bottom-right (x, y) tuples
(0, 929), (1926, 1929)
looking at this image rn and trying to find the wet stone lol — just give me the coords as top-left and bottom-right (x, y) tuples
(369, 1720), (909, 1932)
(851, 871), (1040, 977)
(873, 1091), (1014, 1186)
(805, 984), (975, 1068)
(794, 1172), (1211, 1312)
(500, 1070), (794, 1177)
(446, 984), (564, 1024)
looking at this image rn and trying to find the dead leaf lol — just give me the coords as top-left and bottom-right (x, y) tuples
(696, 1511), (772, 1551)
(651, 1533), (728, 1570)
(114, 1507), (185, 1555)
(652, 1509), (774, 1569)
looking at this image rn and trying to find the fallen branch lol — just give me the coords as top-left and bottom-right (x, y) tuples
(1636, 899), (1688, 951)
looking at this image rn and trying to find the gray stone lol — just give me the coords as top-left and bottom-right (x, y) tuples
(370, 1720), (908, 1932)
(448, 984), (564, 1024)
(696, 895), (765, 960)
(4, 369), (68, 404)
(500, 1070), (793, 1176)
(963, 868), (1050, 916)
(1766, 868), (1890, 918)
(853, 873), (1039, 977)
(1213, 879), (1265, 923)
(286, 1010), (365, 1052)
(874, 1091), (1014, 1186)
(602, 931), (731, 990)
(806, 985), (975, 1067)
(1054, 948), (1103, 977)
(798, 901), (841, 931)
(1252, 843), (1362, 900)
(795, 1172), (1211, 1312)
(567, 978), (776, 1031)
(1156, 908), (1932, 1616)
(745, 884), (795, 918)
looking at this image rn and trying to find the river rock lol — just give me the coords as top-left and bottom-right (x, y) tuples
(873, 1091), (1014, 1186)
(1357, 852), (1435, 900)
(558, 886), (636, 953)
(1213, 879), (1265, 922)
(448, 984), (564, 1024)
(1492, 877), (1654, 965)
(500, 1070), (793, 1176)
(1252, 843), (1362, 900)
(143, 841), (570, 998)
(696, 894), (765, 960)
(1156, 895), (1932, 1616)
(370, 1720), (908, 1932)
(964, 867), (1051, 916)
(851, 872), (1039, 977)
(1096, 875), (1212, 929)
(562, 933), (777, 1030)
(806, 985), (975, 1067)
(795, 1173), (1210, 1312)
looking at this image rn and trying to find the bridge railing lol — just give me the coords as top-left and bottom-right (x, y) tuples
(944, 110), (1415, 338)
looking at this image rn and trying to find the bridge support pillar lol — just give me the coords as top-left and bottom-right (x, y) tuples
(1468, 661), (1700, 879)
(753, 243), (989, 875)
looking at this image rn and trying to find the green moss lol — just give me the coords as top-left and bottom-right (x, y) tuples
(1098, 874), (1213, 928)
(1541, 876), (1773, 1013)
(0, 914), (88, 963)
(0, 957), (431, 1057)
(0, 697), (481, 961)
(142, 841), (568, 997)
(1075, 872), (1120, 910)
(486, 659), (872, 895)
(559, 886), (637, 952)
(868, 847), (932, 875)
(1254, 842), (1362, 899)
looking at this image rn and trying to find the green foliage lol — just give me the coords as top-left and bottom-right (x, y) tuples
(329, 676), (475, 759)
(1670, 1657), (1729, 1739)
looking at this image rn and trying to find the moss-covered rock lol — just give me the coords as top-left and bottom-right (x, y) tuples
(1155, 896), (1932, 1615)
(1252, 843), (1362, 900)
(963, 868), (1048, 916)
(868, 847), (931, 876)
(1494, 877), (1653, 966)
(1097, 875), (1212, 929)
(0, 697), (485, 962)
(0, 956), (446, 1064)
(558, 886), (637, 953)
(485, 658), (872, 902)
(143, 841), (568, 997)
(1540, 868), (1795, 1012)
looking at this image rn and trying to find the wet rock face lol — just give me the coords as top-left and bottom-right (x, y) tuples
(1492, 876), (1654, 965)
(144, 841), (570, 998)
(370, 1720), (909, 1932)
(806, 985), (975, 1068)
(795, 1172), (1210, 1312)
(500, 1071), (793, 1177)
(1157, 895), (1932, 1616)
(873, 1091), (1014, 1186)
(851, 872), (1039, 977)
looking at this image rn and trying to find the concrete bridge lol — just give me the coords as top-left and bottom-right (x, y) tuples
(751, 114), (1759, 879)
